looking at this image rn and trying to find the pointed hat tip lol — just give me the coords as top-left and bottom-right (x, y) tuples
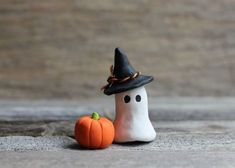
(115, 47), (120, 51)
(115, 47), (124, 56)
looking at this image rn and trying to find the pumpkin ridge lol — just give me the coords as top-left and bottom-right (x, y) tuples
(104, 118), (115, 147)
(75, 117), (88, 142)
(75, 116), (92, 148)
(99, 120), (103, 148)
(89, 119), (94, 148)
(82, 117), (92, 147)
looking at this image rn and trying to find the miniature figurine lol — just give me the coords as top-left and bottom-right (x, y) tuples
(102, 48), (156, 143)
(74, 112), (115, 149)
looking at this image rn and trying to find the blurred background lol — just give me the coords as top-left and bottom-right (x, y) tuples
(0, 0), (235, 100)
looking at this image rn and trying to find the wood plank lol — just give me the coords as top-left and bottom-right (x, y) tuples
(0, 0), (235, 98)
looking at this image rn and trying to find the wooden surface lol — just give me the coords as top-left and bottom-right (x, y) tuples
(0, 98), (235, 121)
(1, 98), (235, 137)
(0, 0), (235, 99)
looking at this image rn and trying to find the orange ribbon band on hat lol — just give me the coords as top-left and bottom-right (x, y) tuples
(101, 65), (141, 91)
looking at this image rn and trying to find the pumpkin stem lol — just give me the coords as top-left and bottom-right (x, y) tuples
(92, 112), (100, 120)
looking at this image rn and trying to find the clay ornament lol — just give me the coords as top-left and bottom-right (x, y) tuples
(102, 48), (156, 143)
(74, 112), (115, 149)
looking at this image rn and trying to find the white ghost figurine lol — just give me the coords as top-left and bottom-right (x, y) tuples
(114, 86), (156, 142)
(103, 48), (156, 143)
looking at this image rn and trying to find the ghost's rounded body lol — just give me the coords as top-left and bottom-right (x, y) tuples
(114, 86), (156, 142)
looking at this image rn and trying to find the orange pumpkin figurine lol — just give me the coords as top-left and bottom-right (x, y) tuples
(74, 112), (115, 149)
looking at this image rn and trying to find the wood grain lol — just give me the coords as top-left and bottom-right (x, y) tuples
(0, 0), (235, 99)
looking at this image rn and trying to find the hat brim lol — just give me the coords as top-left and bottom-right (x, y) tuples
(103, 75), (154, 95)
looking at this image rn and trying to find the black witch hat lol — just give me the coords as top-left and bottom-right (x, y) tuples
(103, 48), (153, 95)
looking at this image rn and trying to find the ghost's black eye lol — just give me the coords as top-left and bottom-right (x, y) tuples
(135, 95), (141, 102)
(124, 95), (131, 103)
